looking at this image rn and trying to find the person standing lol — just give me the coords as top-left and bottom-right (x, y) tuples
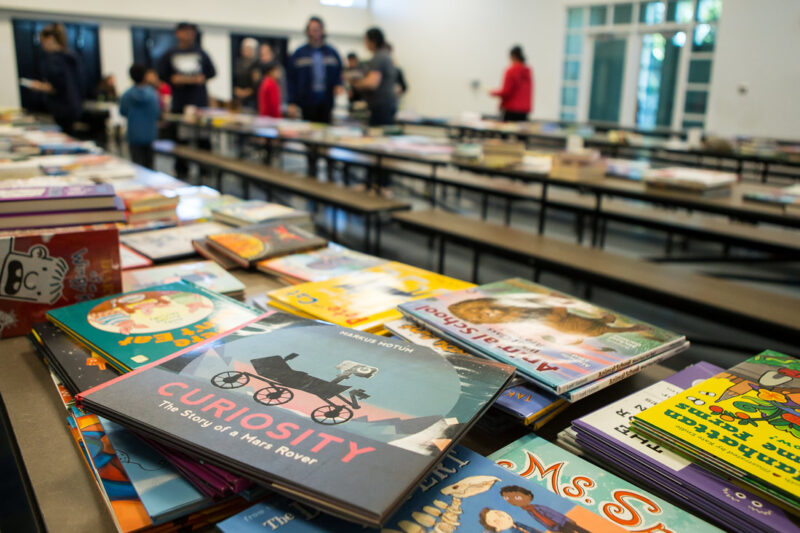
(286, 16), (343, 123)
(120, 64), (160, 169)
(353, 27), (397, 127)
(157, 22), (216, 114)
(27, 23), (84, 135)
(233, 38), (258, 112)
(258, 64), (283, 118)
(490, 45), (533, 122)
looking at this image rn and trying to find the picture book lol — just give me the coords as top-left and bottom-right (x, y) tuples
(117, 187), (178, 213)
(77, 314), (515, 528)
(216, 446), (629, 532)
(100, 417), (210, 524)
(632, 350), (800, 513)
(0, 183), (117, 214)
(192, 237), (241, 270)
(571, 362), (800, 533)
(489, 435), (721, 532)
(269, 262), (474, 332)
(46, 281), (261, 372)
(493, 384), (566, 426)
(206, 222), (327, 268)
(120, 222), (231, 262)
(31, 322), (120, 395)
(0, 200), (126, 230)
(211, 200), (311, 227)
(122, 260), (245, 298)
(399, 278), (685, 393)
(0, 224), (122, 338)
(384, 318), (472, 357)
(119, 244), (152, 270)
(256, 243), (385, 283)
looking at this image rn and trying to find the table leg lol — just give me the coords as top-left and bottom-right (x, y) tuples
(590, 194), (603, 247)
(471, 250), (480, 283)
(537, 181), (549, 234)
(480, 194), (489, 220)
(437, 236), (446, 273)
(363, 214), (371, 251)
(504, 198), (512, 226)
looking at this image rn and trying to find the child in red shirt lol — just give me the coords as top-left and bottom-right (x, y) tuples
(258, 64), (282, 118)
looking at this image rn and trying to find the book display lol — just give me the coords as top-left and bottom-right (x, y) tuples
(1, 103), (799, 533)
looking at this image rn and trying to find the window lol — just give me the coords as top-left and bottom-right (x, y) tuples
(13, 19), (101, 113)
(639, 1), (666, 24)
(319, 0), (367, 7)
(667, 0), (694, 22)
(567, 7), (584, 28)
(613, 3), (634, 24)
(589, 6), (608, 26)
(684, 90), (708, 114)
(688, 59), (712, 83)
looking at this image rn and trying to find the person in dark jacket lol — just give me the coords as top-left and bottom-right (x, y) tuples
(286, 17), (343, 123)
(490, 45), (534, 122)
(157, 22), (216, 114)
(28, 23), (84, 135)
(120, 64), (161, 169)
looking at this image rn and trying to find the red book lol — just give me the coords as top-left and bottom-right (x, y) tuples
(0, 224), (122, 338)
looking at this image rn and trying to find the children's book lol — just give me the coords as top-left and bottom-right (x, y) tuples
(46, 280), (261, 372)
(269, 262), (473, 333)
(119, 244), (152, 270)
(0, 224), (122, 338)
(206, 222), (327, 268)
(121, 260), (245, 298)
(211, 199), (311, 227)
(256, 243), (385, 284)
(0, 183), (118, 214)
(77, 314), (515, 528)
(120, 222), (231, 262)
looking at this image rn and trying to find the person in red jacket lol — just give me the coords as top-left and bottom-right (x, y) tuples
(490, 45), (533, 122)
(258, 64), (283, 118)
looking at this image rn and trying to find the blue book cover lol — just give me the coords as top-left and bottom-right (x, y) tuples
(494, 384), (565, 425)
(217, 446), (632, 532)
(100, 416), (209, 524)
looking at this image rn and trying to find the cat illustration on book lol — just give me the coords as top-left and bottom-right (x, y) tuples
(448, 293), (658, 345)
(0, 237), (68, 305)
(211, 354), (378, 425)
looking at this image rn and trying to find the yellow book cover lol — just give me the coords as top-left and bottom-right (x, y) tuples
(633, 350), (800, 509)
(267, 262), (474, 331)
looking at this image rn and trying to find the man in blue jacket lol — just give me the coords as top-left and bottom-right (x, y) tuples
(287, 17), (343, 124)
(120, 64), (161, 169)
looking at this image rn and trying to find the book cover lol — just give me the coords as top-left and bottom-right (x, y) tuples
(207, 222), (327, 268)
(384, 318), (472, 357)
(122, 260), (245, 296)
(119, 244), (152, 270)
(493, 385), (565, 426)
(118, 187), (178, 213)
(0, 225), (122, 338)
(399, 278), (685, 393)
(216, 446), (629, 532)
(46, 281), (261, 371)
(212, 200), (310, 227)
(632, 350), (800, 512)
(257, 244), (386, 283)
(572, 361), (800, 533)
(120, 222), (231, 262)
(31, 322), (120, 395)
(0, 183), (117, 213)
(100, 416), (209, 524)
(192, 237), (241, 270)
(269, 262), (474, 332)
(77, 315), (515, 528)
(489, 435), (721, 532)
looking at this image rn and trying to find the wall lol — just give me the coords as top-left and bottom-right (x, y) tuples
(705, 0), (800, 139)
(370, 0), (564, 120)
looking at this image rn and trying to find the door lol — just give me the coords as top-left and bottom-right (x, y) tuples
(636, 32), (684, 128)
(588, 36), (626, 123)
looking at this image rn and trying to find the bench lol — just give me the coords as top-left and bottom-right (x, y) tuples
(154, 143), (410, 252)
(391, 209), (800, 345)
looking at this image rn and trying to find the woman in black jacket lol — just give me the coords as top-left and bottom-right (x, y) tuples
(28, 24), (84, 134)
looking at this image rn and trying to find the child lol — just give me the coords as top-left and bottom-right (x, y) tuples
(258, 64), (282, 118)
(119, 64), (161, 169)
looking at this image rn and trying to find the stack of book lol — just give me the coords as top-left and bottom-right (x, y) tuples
(550, 149), (607, 181)
(630, 351), (800, 527)
(121, 221), (232, 263)
(211, 199), (313, 228)
(744, 183), (800, 208)
(122, 260), (246, 299)
(256, 243), (386, 284)
(0, 183), (125, 229)
(205, 222), (327, 269)
(398, 278), (688, 402)
(560, 359), (800, 532)
(117, 186), (179, 225)
(643, 167), (737, 194)
(268, 261), (474, 334)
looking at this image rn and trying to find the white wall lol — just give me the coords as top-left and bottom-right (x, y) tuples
(0, 11), (19, 109)
(705, 0), (800, 139)
(370, 0), (564, 120)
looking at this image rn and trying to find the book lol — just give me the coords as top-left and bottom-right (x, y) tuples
(398, 278), (686, 394)
(743, 185), (800, 207)
(216, 446), (630, 532)
(120, 222), (232, 262)
(122, 260), (245, 298)
(488, 435), (721, 532)
(206, 222), (327, 269)
(632, 350), (800, 514)
(0, 199), (126, 229)
(100, 416), (210, 524)
(643, 167), (736, 192)
(192, 237), (241, 270)
(119, 244), (152, 270)
(211, 200), (311, 227)
(117, 187), (178, 213)
(256, 243), (386, 284)
(0, 225), (122, 338)
(46, 281), (261, 372)
(384, 318), (472, 357)
(30, 322), (120, 395)
(269, 262), (474, 333)
(0, 183), (117, 214)
(493, 384), (567, 427)
(569, 362), (800, 533)
(77, 313), (515, 528)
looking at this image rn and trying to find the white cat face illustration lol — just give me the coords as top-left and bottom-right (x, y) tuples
(0, 239), (68, 304)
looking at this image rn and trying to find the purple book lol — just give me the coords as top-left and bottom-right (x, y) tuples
(0, 183), (118, 214)
(572, 362), (800, 533)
